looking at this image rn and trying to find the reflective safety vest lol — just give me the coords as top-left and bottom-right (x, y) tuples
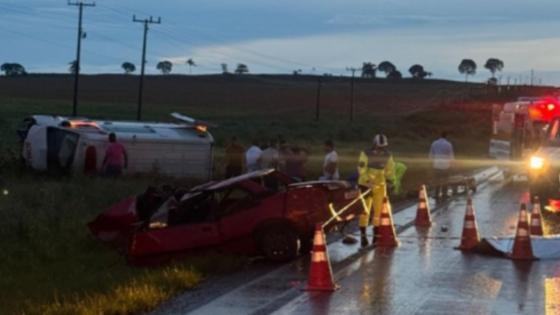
(358, 148), (395, 187)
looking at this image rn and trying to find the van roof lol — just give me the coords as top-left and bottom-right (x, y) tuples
(30, 114), (214, 143)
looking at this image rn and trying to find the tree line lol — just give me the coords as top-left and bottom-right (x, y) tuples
(458, 58), (504, 83)
(1, 58), (505, 81)
(0, 58), (251, 76)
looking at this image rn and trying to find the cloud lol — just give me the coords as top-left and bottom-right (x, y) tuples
(325, 14), (510, 27)
(163, 20), (560, 84)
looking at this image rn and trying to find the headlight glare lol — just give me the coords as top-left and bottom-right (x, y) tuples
(530, 156), (545, 170)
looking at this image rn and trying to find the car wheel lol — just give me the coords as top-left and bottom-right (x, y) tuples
(258, 226), (299, 262)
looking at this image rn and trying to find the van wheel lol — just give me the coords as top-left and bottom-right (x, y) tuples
(258, 226), (299, 262)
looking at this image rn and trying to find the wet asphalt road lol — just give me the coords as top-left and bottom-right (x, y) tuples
(273, 180), (560, 315)
(154, 172), (560, 315)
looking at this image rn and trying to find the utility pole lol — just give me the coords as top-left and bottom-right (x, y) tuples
(68, 0), (95, 117)
(315, 76), (322, 121)
(133, 15), (161, 121)
(530, 69), (534, 86)
(346, 67), (358, 122)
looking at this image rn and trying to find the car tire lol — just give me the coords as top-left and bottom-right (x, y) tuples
(258, 226), (299, 262)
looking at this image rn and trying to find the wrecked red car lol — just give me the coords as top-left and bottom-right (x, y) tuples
(89, 169), (361, 263)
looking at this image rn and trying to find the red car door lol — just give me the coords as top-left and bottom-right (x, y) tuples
(130, 222), (221, 257)
(217, 182), (282, 244)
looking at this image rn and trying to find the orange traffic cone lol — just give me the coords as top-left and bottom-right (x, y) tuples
(304, 223), (338, 291)
(510, 203), (536, 260)
(456, 196), (480, 250)
(415, 185), (432, 227)
(530, 197), (544, 236)
(374, 197), (400, 247)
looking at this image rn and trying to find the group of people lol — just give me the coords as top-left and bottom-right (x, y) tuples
(224, 136), (312, 181)
(224, 132), (454, 248)
(223, 136), (343, 182)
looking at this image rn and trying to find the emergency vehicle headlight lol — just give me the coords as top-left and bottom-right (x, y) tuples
(530, 156), (545, 170)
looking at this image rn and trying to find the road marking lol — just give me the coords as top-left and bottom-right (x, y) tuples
(545, 277), (560, 315)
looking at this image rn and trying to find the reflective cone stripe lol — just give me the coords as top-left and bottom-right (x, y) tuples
(374, 197), (400, 247)
(510, 203), (536, 260)
(530, 197), (544, 236)
(311, 250), (327, 262)
(313, 227), (326, 246)
(415, 185), (432, 227)
(457, 196), (480, 250)
(305, 223), (338, 291)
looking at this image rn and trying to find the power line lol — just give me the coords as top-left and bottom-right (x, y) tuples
(133, 15), (161, 121)
(68, 0), (96, 117)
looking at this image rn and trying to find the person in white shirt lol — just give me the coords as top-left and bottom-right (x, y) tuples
(320, 140), (339, 180)
(245, 140), (263, 172)
(429, 132), (455, 200)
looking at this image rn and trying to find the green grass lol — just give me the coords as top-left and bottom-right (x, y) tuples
(0, 96), (494, 314)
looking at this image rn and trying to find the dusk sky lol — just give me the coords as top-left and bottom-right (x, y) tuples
(2, 0), (560, 84)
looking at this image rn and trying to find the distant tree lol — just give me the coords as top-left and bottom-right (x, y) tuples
(484, 58), (504, 79)
(387, 70), (402, 80)
(1, 63), (26, 76)
(234, 63), (249, 75)
(409, 64), (429, 79)
(292, 69), (302, 76)
(361, 62), (377, 78)
(378, 61), (396, 77)
(156, 60), (173, 74)
(186, 58), (196, 74)
(68, 60), (78, 74)
(121, 62), (136, 74)
(458, 59), (477, 82)
(221, 63), (229, 74)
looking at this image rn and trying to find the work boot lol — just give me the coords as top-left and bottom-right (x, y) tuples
(360, 227), (369, 247)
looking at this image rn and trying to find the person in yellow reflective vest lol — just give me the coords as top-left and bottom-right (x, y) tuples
(358, 134), (395, 247)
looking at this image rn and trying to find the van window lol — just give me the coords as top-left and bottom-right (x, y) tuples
(47, 128), (79, 173)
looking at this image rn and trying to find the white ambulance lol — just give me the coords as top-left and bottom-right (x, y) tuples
(18, 113), (214, 180)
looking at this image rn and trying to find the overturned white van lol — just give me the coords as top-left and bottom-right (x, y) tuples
(18, 113), (214, 180)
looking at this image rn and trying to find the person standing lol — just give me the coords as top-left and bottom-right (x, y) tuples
(260, 139), (280, 170)
(286, 145), (308, 181)
(357, 134), (395, 247)
(224, 136), (245, 178)
(320, 140), (339, 180)
(429, 132), (455, 200)
(245, 139), (263, 172)
(102, 132), (128, 177)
